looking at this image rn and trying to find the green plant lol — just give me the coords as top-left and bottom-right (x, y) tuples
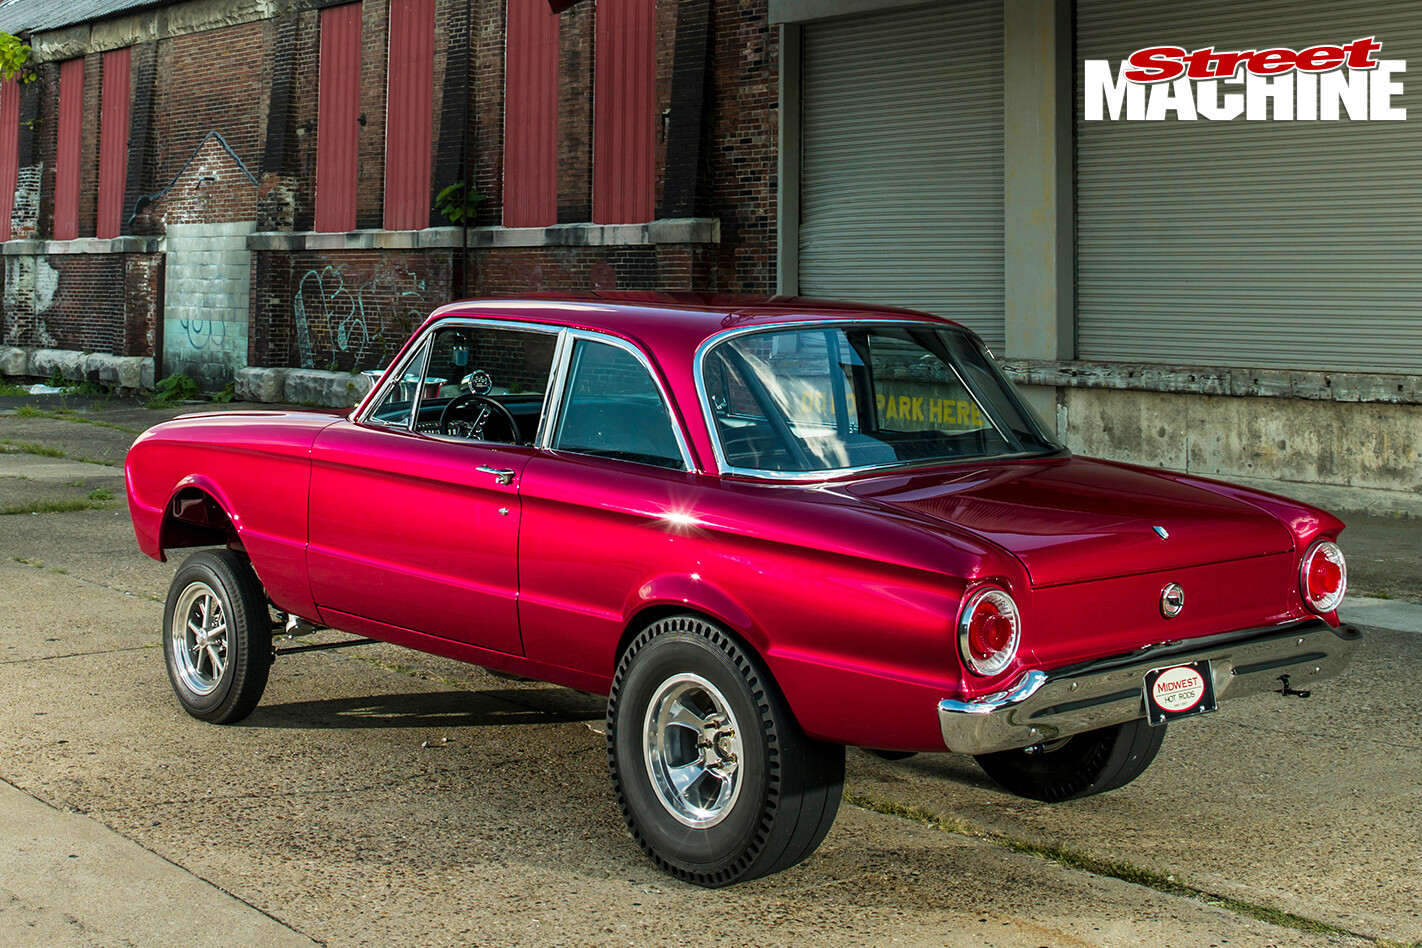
(0, 32), (35, 84)
(0, 381), (26, 396)
(146, 372), (200, 408)
(1, 497), (111, 515)
(86, 488), (113, 501)
(213, 381), (237, 403)
(47, 367), (66, 388)
(435, 181), (484, 225)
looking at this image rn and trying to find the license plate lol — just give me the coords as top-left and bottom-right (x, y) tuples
(1144, 661), (1218, 726)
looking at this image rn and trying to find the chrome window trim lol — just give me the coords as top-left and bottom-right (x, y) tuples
(693, 319), (1062, 481)
(361, 337), (431, 432)
(544, 329), (696, 472)
(355, 317), (566, 444)
(537, 329), (574, 451)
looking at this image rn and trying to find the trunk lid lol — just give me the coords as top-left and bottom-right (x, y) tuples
(838, 457), (1294, 587)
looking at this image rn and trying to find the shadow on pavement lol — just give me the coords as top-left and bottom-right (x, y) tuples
(247, 688), (604, 730)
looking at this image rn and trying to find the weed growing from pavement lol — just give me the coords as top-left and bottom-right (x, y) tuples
(14, 406), (140, 434)
(7, 441), (65, 458)
(86, 488), (114, 501)
(0, 497), (115, 515)
(0, 440), (117, 467)
(844, 791), (1411, 945)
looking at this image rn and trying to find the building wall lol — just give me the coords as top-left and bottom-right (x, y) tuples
(251, 248), (453, 373)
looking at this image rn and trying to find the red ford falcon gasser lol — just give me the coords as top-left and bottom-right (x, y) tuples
(126, 294), (1360, 886)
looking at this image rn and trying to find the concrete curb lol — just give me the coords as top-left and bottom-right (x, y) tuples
(1, 345), (154, 394)
(235, 366), (372, 408)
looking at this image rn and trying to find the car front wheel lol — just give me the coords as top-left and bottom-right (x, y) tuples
(607, 615), (845, 887)
(162, 549), (272, 724)
(973, 718), (1166, 802)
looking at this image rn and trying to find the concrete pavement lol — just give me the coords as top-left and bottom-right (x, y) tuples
(0, 779), (318, 948)
(3, 393), (1420, 947)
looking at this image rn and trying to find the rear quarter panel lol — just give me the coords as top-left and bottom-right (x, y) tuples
(517, 454), (1029, 751)
(126, 411), (340, 618)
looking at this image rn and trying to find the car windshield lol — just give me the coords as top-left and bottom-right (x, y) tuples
(702, 324), (1062, 474)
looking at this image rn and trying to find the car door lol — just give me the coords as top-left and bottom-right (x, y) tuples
(307, 320), (562, 655)
(515, 332), (703, 674)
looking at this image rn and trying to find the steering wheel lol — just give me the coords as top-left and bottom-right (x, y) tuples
(439, 394), (522, 443)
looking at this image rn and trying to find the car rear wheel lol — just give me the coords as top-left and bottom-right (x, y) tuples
(607, 615), (845, 887)
(973, 718), (1165, 802)
(163, 549), (272, 724)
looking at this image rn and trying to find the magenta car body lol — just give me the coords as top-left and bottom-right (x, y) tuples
(126, 294), (1359, 886)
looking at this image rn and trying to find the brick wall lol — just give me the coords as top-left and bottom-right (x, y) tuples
(702, 0), (777, 294)
(470, 0), (504, 227)
(4, 0), (776, 386)
(556, 2), (594, 224)
(357, 0), (390, 229)
(1, 252), (160, 357)
(251, 249), (453, 373)
(470, 243), (717, 295)
(153, 21), (266, 186)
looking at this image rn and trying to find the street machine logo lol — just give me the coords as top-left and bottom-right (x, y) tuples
(1084, 37), (1406, 121)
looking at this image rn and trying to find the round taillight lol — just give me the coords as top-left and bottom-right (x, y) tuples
(958, 588), (1021, 677)
(1300, 540), (1347, 613)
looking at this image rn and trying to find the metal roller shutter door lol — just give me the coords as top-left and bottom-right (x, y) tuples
(1076, 0), (1422, 373)
(799, 1), (1005, 350)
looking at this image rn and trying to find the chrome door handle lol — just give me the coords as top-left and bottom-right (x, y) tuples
(476, 465), (516, 486)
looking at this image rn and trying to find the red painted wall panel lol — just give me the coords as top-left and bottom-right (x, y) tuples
(384, 0), (434, 231)
(97, 47), (131, 240)
(0, 78), (18, 241)
(54, 58), (85, 241)
(316, 3), (362, 233)
(592, 0), (655, 224)
(503, 0), (559, 227)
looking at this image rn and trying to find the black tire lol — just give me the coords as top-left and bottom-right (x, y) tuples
(162, 549), (272, 724)
(974, 719), (1166, 802)
(607, 615), (845, 887)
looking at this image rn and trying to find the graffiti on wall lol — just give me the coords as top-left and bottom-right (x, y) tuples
(293, 264), (431, 370)
(178, 318), (228, 351)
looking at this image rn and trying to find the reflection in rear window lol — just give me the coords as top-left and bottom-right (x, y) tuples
(702, 325), (1061, 474)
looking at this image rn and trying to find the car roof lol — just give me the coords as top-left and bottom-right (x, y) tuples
(426, 291), (968, 357)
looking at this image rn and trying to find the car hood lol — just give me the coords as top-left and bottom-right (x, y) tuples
(834, 457), (1295, 587)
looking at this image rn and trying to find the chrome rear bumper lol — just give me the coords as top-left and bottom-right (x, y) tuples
(937, 619), (1361, 755)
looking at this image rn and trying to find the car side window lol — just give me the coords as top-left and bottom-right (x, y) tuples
(416, 325), (559, 444)
(367, 340), (431, 430)
(552, 339), (685, 470)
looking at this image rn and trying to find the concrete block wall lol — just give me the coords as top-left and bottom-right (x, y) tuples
(161, 222), (255, 388)
(1057, 386), (1422, 516)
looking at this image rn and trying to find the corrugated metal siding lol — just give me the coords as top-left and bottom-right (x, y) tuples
(96, 46), (130, 240)
(315, 3), (362, 233)
(591, 0), (655, 224)
(53, 57), (84, 241)
(0, 0), (163, 33)
(383, 0), (434, 231)
(1077, 0), (1422, 373)
(503, 0), (559, 227)
(798, 2), (1005, 350)
(0, 78), (18, 242)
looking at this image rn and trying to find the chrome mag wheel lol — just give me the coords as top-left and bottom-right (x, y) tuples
(607, 614), (845, 887)
(170, 581), (229, 696)
(162, 549), (272, 724)
(643, 673), (745, 828)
